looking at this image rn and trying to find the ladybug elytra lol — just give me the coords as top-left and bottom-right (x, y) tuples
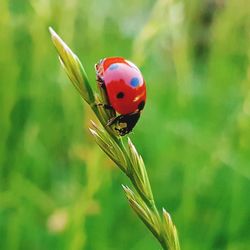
(95, 57), (146, 136)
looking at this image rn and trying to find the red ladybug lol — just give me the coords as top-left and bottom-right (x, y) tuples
(95, 57), (146, 136)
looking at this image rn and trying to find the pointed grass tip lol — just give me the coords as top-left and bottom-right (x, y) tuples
(48, 26), (94, 105)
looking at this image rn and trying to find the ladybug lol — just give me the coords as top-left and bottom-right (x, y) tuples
(95, 57), (146, 136)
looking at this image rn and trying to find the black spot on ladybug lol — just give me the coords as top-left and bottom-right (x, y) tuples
(138, 101), (145, 110)
(116, 92), (125, 99)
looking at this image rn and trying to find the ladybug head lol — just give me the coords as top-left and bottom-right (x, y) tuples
(114, 111), (141, 136)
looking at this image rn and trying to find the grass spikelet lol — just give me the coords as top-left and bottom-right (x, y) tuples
(50, 27), (180, 250)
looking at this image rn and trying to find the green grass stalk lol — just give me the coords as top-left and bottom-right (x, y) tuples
(49, 27), (180, 250)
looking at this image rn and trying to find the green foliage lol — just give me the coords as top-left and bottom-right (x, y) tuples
(1, 0), (250, 249)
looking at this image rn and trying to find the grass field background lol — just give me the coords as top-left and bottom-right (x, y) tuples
(0, 0), (250, 249)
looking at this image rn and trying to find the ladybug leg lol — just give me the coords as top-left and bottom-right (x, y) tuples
(95, 63), (105, 89)
(107, 117), (128, 136)
(107, 112), (140, 126)
(95, 74), (115, 112)
(96, 76), (105, 88)
(114, 127), (127, 136)
(95, 103), (114, 110)
(106, 115), (120, 126)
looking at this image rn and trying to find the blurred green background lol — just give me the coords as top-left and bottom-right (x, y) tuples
(1, 0), (250, 249)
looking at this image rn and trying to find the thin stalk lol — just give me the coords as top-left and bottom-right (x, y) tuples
(49, 27), (180, 250)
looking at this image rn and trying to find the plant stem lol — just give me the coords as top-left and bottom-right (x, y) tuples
(49, 28), (180, 250)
